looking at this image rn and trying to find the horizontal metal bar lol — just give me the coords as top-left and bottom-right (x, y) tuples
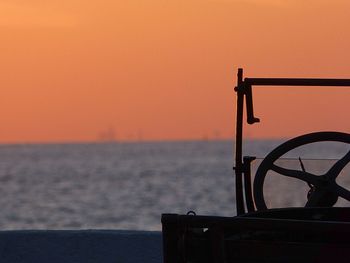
(244, 78), (350, 87)
(163, 213), (350, 234)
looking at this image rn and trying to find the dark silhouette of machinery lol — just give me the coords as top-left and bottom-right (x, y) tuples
(162, 69), (350, 263)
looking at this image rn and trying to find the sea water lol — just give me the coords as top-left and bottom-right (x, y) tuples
(0, 139), (348, 230)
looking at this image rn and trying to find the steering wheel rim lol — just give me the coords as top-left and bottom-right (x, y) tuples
(253, 131), (350, 210)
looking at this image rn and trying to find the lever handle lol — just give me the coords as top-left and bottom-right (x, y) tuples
(245, 84), (260, 124)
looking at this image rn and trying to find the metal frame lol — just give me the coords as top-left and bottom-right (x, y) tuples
(234, 68), (350, 215)
(162, 68), (350, 263)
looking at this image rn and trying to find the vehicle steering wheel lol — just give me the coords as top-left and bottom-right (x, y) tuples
(253, 131), (350, 210)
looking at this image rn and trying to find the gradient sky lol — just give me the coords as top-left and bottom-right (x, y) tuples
(1, 0), (350, 143)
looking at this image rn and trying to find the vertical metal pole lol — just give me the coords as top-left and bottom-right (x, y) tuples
(234, 68), (245, 215)
(243, 156), (256, 212)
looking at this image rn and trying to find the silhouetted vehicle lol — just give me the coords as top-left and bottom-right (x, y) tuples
(162, 69), (350, 263)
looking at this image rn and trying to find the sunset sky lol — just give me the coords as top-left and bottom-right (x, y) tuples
(1, 0), (350, 143)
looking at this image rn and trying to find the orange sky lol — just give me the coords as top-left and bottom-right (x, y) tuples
(1, 0), (350, 143)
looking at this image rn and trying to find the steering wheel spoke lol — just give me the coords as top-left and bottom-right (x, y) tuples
(271, 164), (320, 185)
(331, 184), (350, 202)
(326, 150), (350, 180)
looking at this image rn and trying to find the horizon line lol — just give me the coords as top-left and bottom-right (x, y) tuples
(0, 136), (298, 146)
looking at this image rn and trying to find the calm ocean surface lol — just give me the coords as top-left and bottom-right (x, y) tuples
(0, 139), (349, 230)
